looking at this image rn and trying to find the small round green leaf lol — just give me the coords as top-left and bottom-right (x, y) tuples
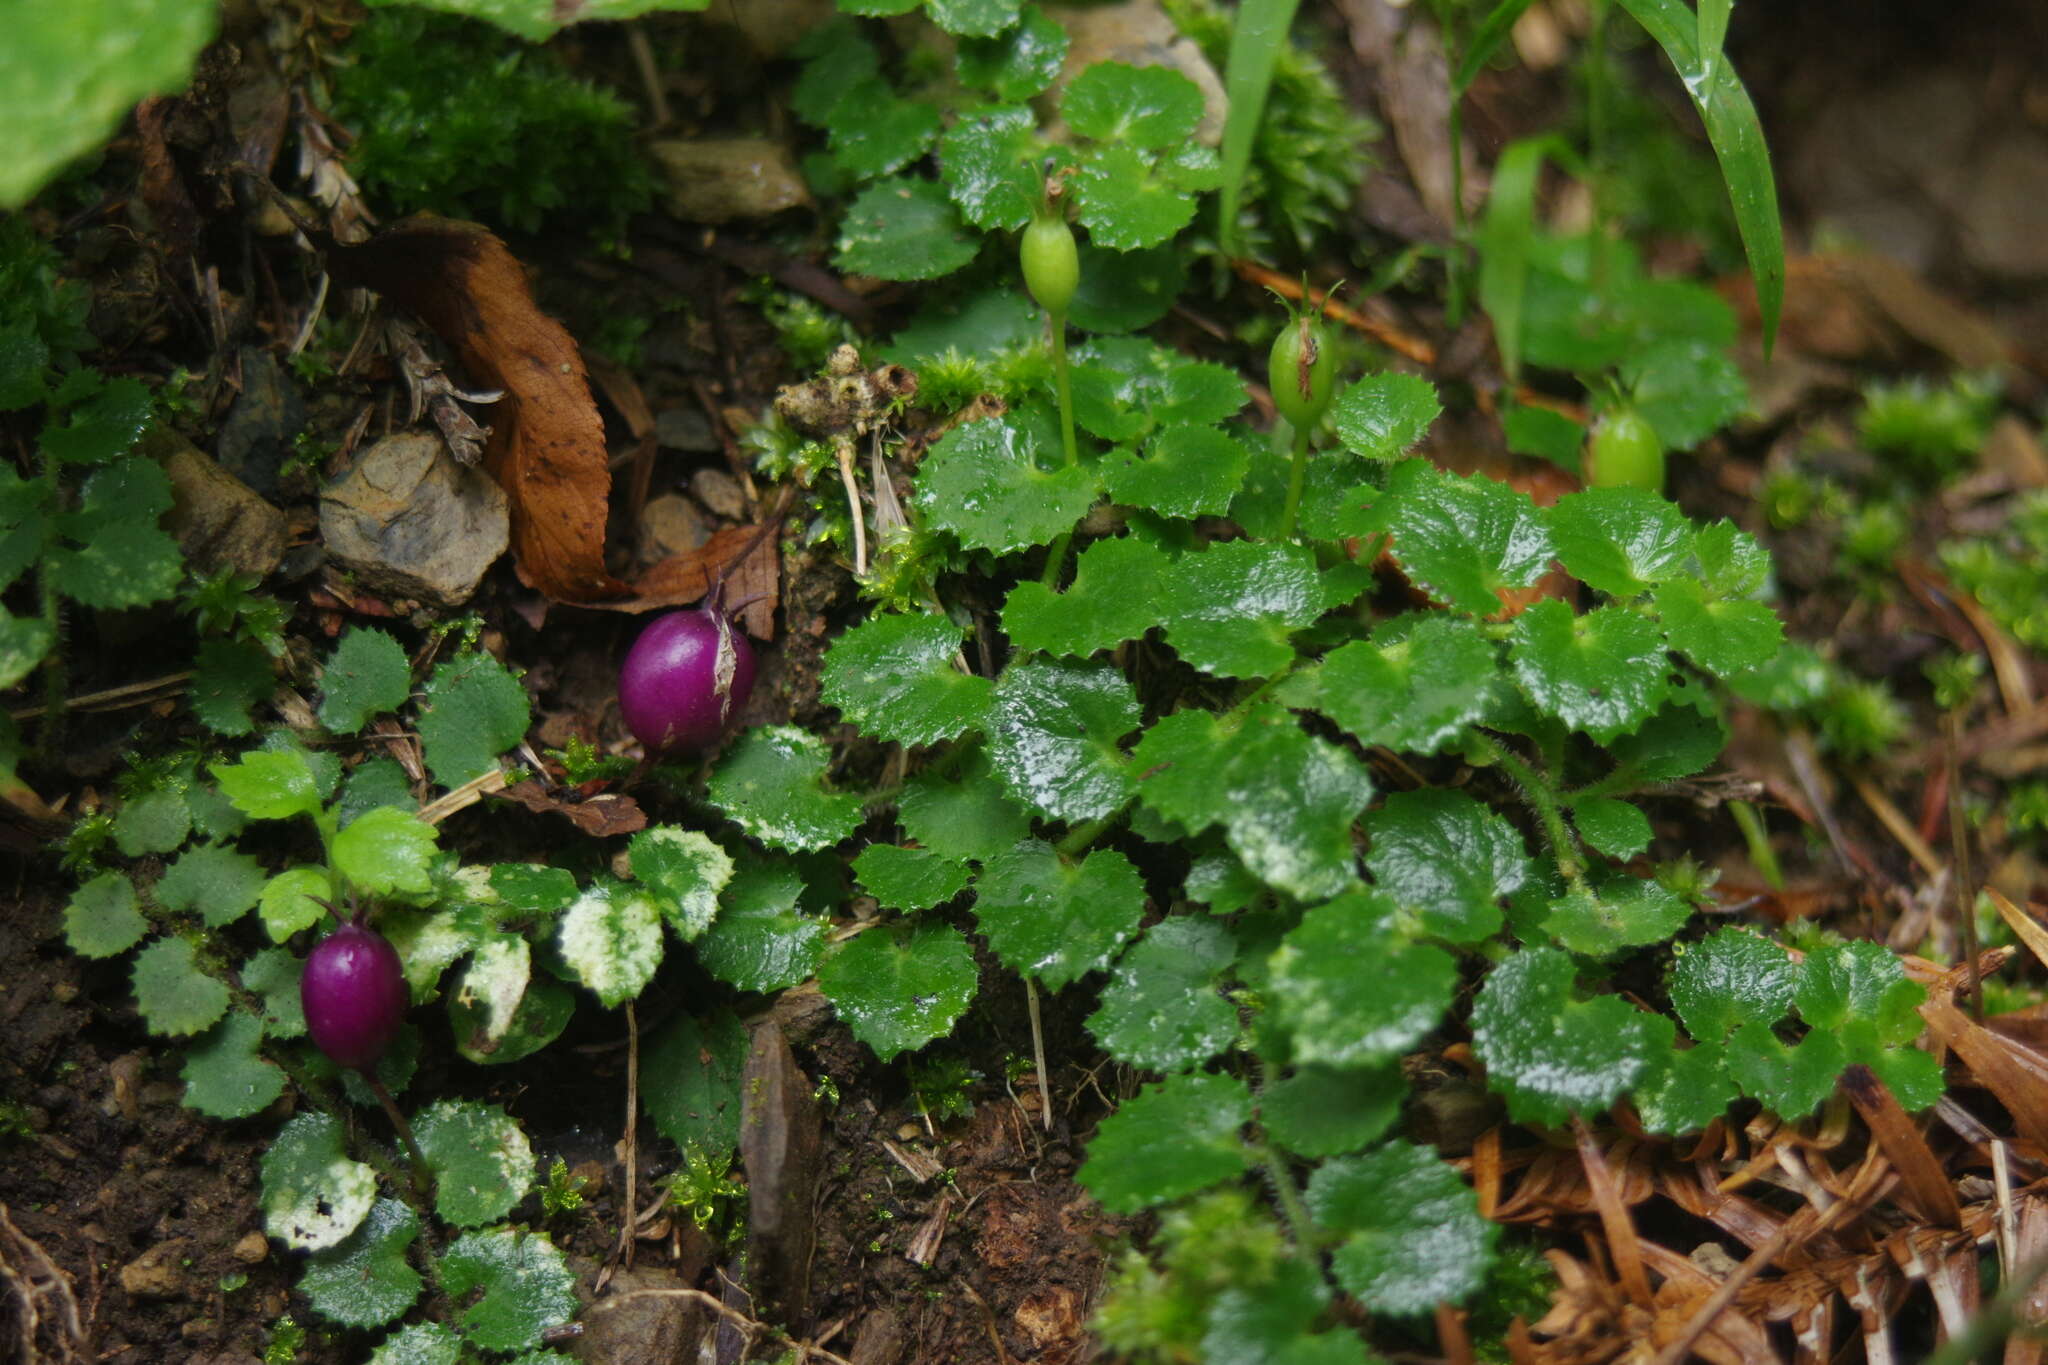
(1062, 60), (1204, 148)
(1331, 373), (1441, 461)
(1364, 789), (1529, 944)
(300, 1198), (423, 1328)
(974, 840), (1145, 990)
(1362, 460), (1556, 616)
(1077, 1072), (1250, 1213)
(180, 1011), (286, 1118)
(837, 178), (978, 281)
(437, 1226), (579, 1352)
(417, 650), (530, 788)
(822, 611), (993, 747)
(64, 871), (146, 958)
(1666, 928), (1796, 1041)
(317, 627), (412, 735)
(416, 1099), (535, 1228)
(706, 726), (864, 853)
(366, 1322), (461, 1365)
(155, 841), (267, 928)
(818, 920), (978, 1061)
(914, 413), (1099, 554)
(1002, 535), (1172, 659)
(260, 866), (335, 943)
(1546, 487), (1694, 600)
(694, 862), (823, 993)
(986, 659), (1138, 822)
(1262, 1064), (1404, 1159)
(1469, 946), (1652, 1128)
(1269, 891), (1456, 1067)
(1306, 1141), (1497, 1315)
(1508, 600), (1672, 739)
(1087, 917), (1236, 1071)
(131, 936), (231, 1037)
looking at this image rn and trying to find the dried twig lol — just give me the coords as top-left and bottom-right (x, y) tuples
(593, 1287), (855, 1365)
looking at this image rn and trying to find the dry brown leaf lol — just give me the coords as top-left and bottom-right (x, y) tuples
(492, 778), (647, 837)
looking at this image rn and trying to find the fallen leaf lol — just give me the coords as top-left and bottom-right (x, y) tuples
(492, 777), (646, 837)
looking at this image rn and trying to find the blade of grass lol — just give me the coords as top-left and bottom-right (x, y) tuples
(1216, 0), (1302, 259)
(1612, 0), (1784, 357)
(1476, 136), (1557, 383)
(1697, 0), (1732, 76)
(1452, 0), (1538, 96)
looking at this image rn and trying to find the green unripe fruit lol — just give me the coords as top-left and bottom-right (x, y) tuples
(1021, 212), (1078, 318)
(1268, 308), (1335, 431)
(1589, 409), (1664, 492)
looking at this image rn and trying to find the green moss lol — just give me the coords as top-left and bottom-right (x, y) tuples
(331, 9), (652, 238)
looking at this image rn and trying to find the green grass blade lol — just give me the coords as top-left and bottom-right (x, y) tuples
(1476, 138), (1550, 382)
(1216, 0), (1303, 258)
(1613, 0), (1784, 357)
(1697, 0), (1733, 71)
(1453, 0), (1538, 97)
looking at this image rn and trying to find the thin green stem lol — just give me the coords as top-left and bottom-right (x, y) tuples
(1586, 0), (1614, 299)
(1280, 423), (1312, 542)
(1050, 310), (1077, 469)
(366, 1073), (434, 1204)
(1253, 1142), (1317, 1249)
(1057, 803), (1127, 859)
(1446, 98), (1469, 326)
(1475, 734), (1583, 883)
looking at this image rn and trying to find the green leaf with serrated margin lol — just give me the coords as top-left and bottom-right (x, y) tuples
(114, 787), (190, 854)
(853, 844), (969, 911)
(1364, 460), (1555, 616)
(1572, 796), (1652, 860)
(1270, 890), (1456, 1067)
(1072, 142), (1203, 250)
(939, 104), (1044, 231)
(1279, 615), (1494, 754)
(1542, 876), (1689, 956)
(557, 883), (663, 1009)
(707, 726), (864, 852)
(1364, 789), (1529, 943)
(837, 178), (979, 281)
(190, 636), (274, 736)
(1508, 600), (1671, 738)
(1307, 1141), (1497, 1315)
(1064, 60), (1204, 147)
(180, 1011), (285, 1118)
(1069, 338), (1247, 440)
(263, 1111), (376, 1251)
(927, 0), (1021, 37)
(642, 1007), (748, 1153)
(0, 608), (53, 692)
(1794, 941), (1923, 1043)
(1667, 928), (1795, 1041)
(822, 611), (992, 747)
(695, 862), (823, 993)
(1653, 579), (1783, 677)
(828, 81), (940, 179)
(1263, 1064), (1405, 1159)
(1158, 540), (1325, 678)
(1624, 338), (1748, 450)
(819, 919), (978, 1061)
(986, 658), (1138, 822)
(628, 827), (733, 940)
(318, 628), (412, 735)
(64, 871), (146, 958)
(42, 377), (152, 462)
(417, 1100), (535, 1227)
(260, 866), (333, 943)
(974, 840), (1145, 989)
(417, 650), (529, 787)
(1078, 1072), (1250, 1212)
(332, 806), (439, 898)
(438, 1226), (579, 1352)
(956, 3), (1067, 100)
(1546, 487), (1693, 599)
(1003, 535), (1170, 658)
(155, 841), (267, 928)
(244, 946), (306, 1038)
(1469, 946), (1652, 1127)
(1331, 373), (1441, 460)
(1723, 1020), (1844, 1118)
(489, 863), (578, 918)
(212, 749), (321, 821)
(1606, 695), (1727, 782)
(915, 413), (1099, 554)
(47, 461), (181, 608)
(1087, 917), (1236, 1071)
(132, 937), (230, 1037)
(897, 751), (1031, 863)
(1202, 1257), (1370, 1365)
(300, 1199), (422, 1329)
(366, 1322), (461, 1365)
(1694, 520), (1771, 596)
(1631, 1017), (1738, 1135)
(1102, 423), (1250, 519)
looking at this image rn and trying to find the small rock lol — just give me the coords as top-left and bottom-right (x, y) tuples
(320, 431), (509, 607)
(706, 0), (834, 57)
(1045, 1), (1226, 145)
(155, 431), (288, 579)
(639, 494), (709, 564)
(649, 138), (810, 225)
(575, 1265), (702, 1365)
(231, 1231), (270, 1264)
(1963, 132), (2048, 281)
(215, 348), (304, 497)
(654, 407), (716, 454)
(120, 1237), (194, 1299)
(689, 468), (749, 521)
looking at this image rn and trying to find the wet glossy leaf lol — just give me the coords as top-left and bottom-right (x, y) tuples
(642, 1008), (748, 1153)
(1269, 891), (1456, 1067)
(1723, 1021), (1844, 1118)
(365, 1323), (460, 1365)
(212, 749), (322, 822)
(438, 1226), (579, 1352)
(927, 0), (1021, 36)
(180, 1011), (286, 1119)
(1158, 540), (1325, 679)
(1102, 424), (1251, 519)
(155, 841), (266, 928)
(955, 3), (1067, 100)
(262, 1111), (377, 1251)
(1572, 796), (1652, 860)
(1331, 373), (1441, 460)
(706, 727), (864, 853)
(1607, 692), (1727, 782)
(694, 862), (823, 993)
(1364, 789), (1529, 943)
(132, 937), (231, 1037)
(114, 787), (190, 854)
(243, 946), (307, 1038)
(1694, 520), (1771, 596)
(822, 611), (992, 746)
(624, 828), (732, 941)
(1262, 1063), (1405, 1159)
(1003, 535), (1171, 658)
(853, 843), (970, 910)
(416, 1100), (534, 1227)
(1653, 579), (1783, 677)
(829, 82), (940, 179)
(1794, 941), (1924, 1043)
(1078, 1072), (1250, 1212)
(318, 627), (411, 735)
(1062, 60), (1205, 148)
(897, 750), (1033, 863)
(837, 178), (978, 281)
(986, 659), (1139, 822)
(1279, 615), (1494, 754)
(1542, 877), (1689, 956)
(1307, 1141), (1497, 1315)
(64, 871), (146, 958)
(1861, 1045), (1945, 1113)
(557, 882), (663, 1009)
(939, 104), (1044, 231)
(819, 919), (978, 1060)
(331, 806), (439, 898)
(1073, 142), (1201, 250)
(915, 413), (1099, 554)
(417, 650), (530, 788)
(1470, 946), (1652, 1127)
(260, 867), (333, 943)
(1508, 600), (1671, 738)
(1631, 1019), (1739, 1135)
(1363, 460), (1555, 616)
(1666, 927), (1796, 1041)
(489, 863), (578, 918)
(1069, 338), (1246, 442)
(1625, 338), (1748, 450)
(1132, 704), (1372, 901)
(1087, 917), (1237, 1071)
(300, 1199), (423, 1328)
(1546, 487), (1693, 599)
(974, 840), (1145, 989)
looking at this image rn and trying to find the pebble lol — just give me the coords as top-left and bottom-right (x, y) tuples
(319, 430), (509, 607)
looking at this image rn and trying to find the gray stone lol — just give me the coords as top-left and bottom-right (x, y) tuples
(320, 431), (508, 607)
(1045, 1), (1225, 145)
(156, 431), (288, 578)
(214, 348), (304, 497)
(1964, 133), (2048, 281)
(654, 406), (716, 453)
(690, 468), (749, 521)
(648, 138), (810, 225)
(638, 493), (709, 564)
(573, 1264), (703, 1365)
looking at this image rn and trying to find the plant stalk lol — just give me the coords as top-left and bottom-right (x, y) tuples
(366, 1073), (433, 1204)
(1477, 735), (1583, 883)
(1039, 311), (1081, 589)
(1280, 423), (1312, 542)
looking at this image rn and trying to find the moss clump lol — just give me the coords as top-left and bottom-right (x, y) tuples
(330, 9), (652, 238)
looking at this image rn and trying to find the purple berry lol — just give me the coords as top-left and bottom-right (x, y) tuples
(619, 604), (757, 755)
(302, 919), (408, 1071)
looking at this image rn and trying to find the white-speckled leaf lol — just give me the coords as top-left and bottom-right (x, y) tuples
(629, 827), (734, 941)
(415, 1099), (535, 1228)
(452, 934), (531, 1048)
(262, 1111), (377, 1251)
(556, 882), (664, 1009)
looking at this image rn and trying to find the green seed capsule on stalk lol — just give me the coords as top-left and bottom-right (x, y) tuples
(1589, 409), (1665, 492)
(1021, 211), (1078, 318)
(1268, 304), (1335, 431)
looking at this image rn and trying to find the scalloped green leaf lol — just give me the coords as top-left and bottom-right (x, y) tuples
(438, 1226), (579, 1352)
(628, 827), (733, 941)
(1625, 337), (1749, 450)
(212, 748), (321, 822)
(1132, 704), (1372, 901)
(1262, 1064), (1405, 1159)
(301, 1199), (423, 1329)
(642, 1007), (748, 1153)
(1270, 891), (1457, 1067)
(1158, 540), (1325, 679)
(46, 459), (182, 608)
(819, 919), (978, 1061)
(64, 871), (146, 958)
(1364, 460), (1555, 616)
(366, 1323), (461, 1365)
(694, 862), (823, 993)
(155, 841), (267, 928)
(1546, 487), (1694, 599)
(1631, 1021), (1739, 1135)
(1542, 876), (1690, 957)
(262, 1111), (377, 1251)
(1331, 373), (1441, 460)
(822, 611), (992, 747)
(132, 936), (231, 1037)
(1101, 423), (1250, 520)
(1508, 600), (1672, 738)
(318, 628), (412, 735)
(332, 806), (439, 898)
(448, 933), (530, 1055)
(939, 104), (1044, 231)
(1723, 1020), (1845, 1118)
(1695, 520), (1771, 596)
(1278, 615), (1495, 754)
(1078, 1072), (1251, 1213)
(1069, 338), (1246, 443)
(244, 946), (306, 1038)
(1202, 1258), (1370, 1365)
(1470, 946), (1652, 1127)
(260, 866), (333, 943)
(180, 1011), (286, 1119)
(829, 81), (940, 180)
(853, 843), (970, 911)
(928, 0), (1021, 37)
(955, 3), (1067, 100)
(915, 412), (1099, 554)
(1572, 796), (1652, 860)
(1794, 941), (1924, 1043)
(1063, 60), (1205, 148)
(190, 636), (274, 737)
(1364, 789), (1529, 943)
(706, 726), (864, 853)
(557, 882), (663, 1009)
(114, 787), (190, 854)
(1653, 579), (1784, 677)
(489, 863), (579, 918)
(1666, 927), (1796, 1041)
(897, 750), (1033, 864)
(417, 650), (529, 788)
(837, 178), (979, 281)
(1087, 917), (1236, 1071)
(416, 1099), (535, 1228)
(986, 658), (1138, 822)
(1072, 142), (1207, 250)
(1003, 535), (1171, 658)
(974, 840), (1146, 989)
(1306, 1141), (1497, 1315)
